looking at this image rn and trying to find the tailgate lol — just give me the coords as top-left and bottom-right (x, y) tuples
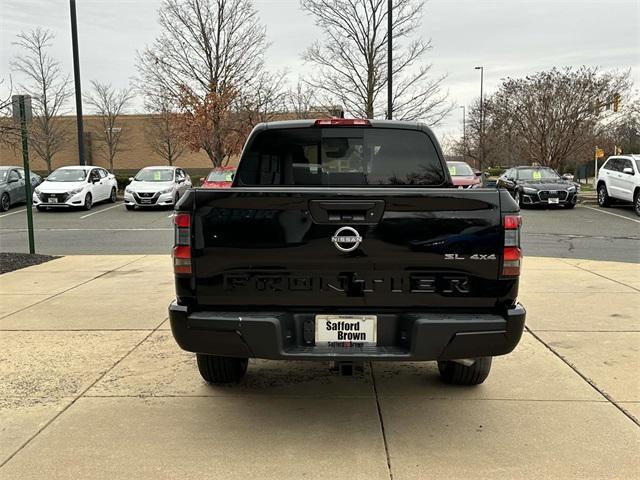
(190, 187), (510, 309)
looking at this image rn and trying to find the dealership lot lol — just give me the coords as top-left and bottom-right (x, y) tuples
(1, 202), (639, 261)
(0, 255), (638, 479)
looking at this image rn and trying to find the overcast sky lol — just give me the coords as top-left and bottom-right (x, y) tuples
(1, 0), (638, 140)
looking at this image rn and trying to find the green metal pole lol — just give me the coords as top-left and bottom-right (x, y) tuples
(19, 96), (36, 254)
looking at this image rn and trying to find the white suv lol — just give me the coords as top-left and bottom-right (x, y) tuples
(596, 155), (640, 216)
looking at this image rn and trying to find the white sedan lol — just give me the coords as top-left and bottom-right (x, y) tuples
(33, 166), (118, 211)
(123, 166), (191, 210)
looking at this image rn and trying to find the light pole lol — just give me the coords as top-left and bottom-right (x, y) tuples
(460, 105), (466, 160)
(387, 0), (393, 120)
(70, 0), (86, 166)
(475, 66), (484, 170)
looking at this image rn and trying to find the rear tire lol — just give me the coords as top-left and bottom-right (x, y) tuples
(634, 190), (640, 217)
(0, 193), (9, 212)
(196, 354), (248, 384)
(36, 205), (47, 212)
(438, 357), (492, 385)
(84, 193), (93, 210)
(125, 204), (135, 211)
(565, 201), (576, 209)
(109, 187), (117, 203)
(597, 184), (611, 207)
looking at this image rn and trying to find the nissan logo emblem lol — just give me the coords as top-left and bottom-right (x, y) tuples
(331, 226), (362, 253)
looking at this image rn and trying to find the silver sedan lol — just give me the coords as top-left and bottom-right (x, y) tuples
(124, 166), (192, 210)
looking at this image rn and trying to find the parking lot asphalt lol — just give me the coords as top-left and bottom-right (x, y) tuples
(0, 255), (638, 479)
(1, 201), (639, 262)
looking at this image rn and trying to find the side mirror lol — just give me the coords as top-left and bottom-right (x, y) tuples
(623, 167), (634, 175)
(128, 177), (134, 182)
(562, 173), (574, 181)
(474, 170), (482, 177)
(8, 176), (19, 183)
(177, 178), (185, 183)
(484, 172), (490, 178)
(199, 177), (205, 182)
(92, 177), (100, 183)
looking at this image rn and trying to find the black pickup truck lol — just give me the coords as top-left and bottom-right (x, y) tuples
(169, 119), (526, 386)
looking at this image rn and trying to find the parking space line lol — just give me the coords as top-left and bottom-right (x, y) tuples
(582, 206), (640, 224)
(0, 208), (27, 218)
(79, 203), (124, 219)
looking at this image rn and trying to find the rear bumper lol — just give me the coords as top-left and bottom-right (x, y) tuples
(169, 302), (526, 361)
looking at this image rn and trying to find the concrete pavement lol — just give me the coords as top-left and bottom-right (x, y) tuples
(0, 255), (639, 479)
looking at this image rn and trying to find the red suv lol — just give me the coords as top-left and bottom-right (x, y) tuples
(201, 167), (235, 189)
(447, 161), (483, 188)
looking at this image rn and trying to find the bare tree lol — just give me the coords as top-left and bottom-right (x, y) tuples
(85, 81), (135, 171)
(300, 0), (452, 123)
(11, 29), (71, 172)
(239, 70), (288, 124)
(451, 98), (523, 169)
(454, 67), (632, 172)
(597, 94), (640, 156)
(0, 78), (12, 113)
(0, 77), (21, 149)
(286, 80), (317, 119)
(285, 79), (340, 119)
(144, 94), (186, 166)
(137, 0), (280, 167)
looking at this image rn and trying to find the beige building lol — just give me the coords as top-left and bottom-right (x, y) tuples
(0, 108), (342, 174)
(0, 114), (217, 174)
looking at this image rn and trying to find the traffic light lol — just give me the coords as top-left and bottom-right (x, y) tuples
(613, 93), (621, 112)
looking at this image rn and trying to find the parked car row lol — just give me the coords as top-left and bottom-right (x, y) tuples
(0, 165), (237, 213)
(447, 154), (639, 216)
(446, 161), (579, 209)
(3, 158), (638, 216)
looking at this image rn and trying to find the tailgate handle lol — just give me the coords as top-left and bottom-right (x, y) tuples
(309, 200), (385, 224)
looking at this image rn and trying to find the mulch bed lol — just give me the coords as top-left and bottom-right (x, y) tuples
(0, 253), (59, 274)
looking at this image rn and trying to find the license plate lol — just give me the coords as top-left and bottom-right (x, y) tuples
(315, 315), (377, 345)
(48, 197), (58, 203)
(548, 198), (559, 204)
(140, 199), (152, 204)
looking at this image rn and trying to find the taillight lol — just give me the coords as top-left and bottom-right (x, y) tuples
(314, 118), (371, 127)
(173, 213), (191, 275)
(502, 215), (522, 277)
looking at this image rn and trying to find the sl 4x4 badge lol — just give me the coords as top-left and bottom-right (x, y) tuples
(445, 254), (497, 261)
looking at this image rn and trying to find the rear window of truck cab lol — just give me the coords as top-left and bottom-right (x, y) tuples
(236, 127), (446, 186)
